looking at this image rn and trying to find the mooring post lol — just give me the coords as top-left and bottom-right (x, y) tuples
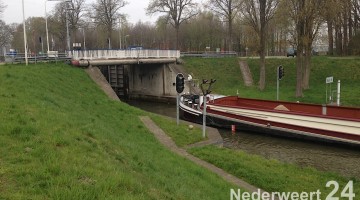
(337, 80), (341, 106)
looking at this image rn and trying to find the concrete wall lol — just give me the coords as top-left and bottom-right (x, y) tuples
(126, 63), (190, 99)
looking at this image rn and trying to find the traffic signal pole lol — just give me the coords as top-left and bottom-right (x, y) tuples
(176, 93), (180, 125)
(175, 73), (185, 126)
(277, 65), (284, 101)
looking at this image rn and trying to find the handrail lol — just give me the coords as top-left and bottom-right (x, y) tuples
(70, 49), (181, 60)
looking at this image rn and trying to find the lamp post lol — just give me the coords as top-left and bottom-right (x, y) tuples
(200, 79), (216, 138)
(45, 0), (72, 53)
(125, 35), (130, 49)
(22, 0), (28, 66)
(119, 18), (121, 49)
(65, 0), (71, 52)
(81, 28), (86, 50)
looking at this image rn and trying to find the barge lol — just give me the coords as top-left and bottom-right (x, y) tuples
(180, 95), (360, 146)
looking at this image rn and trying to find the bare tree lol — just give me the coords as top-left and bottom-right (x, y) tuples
(0, 20), (12, 48)
(0, 1), (6, 16)
(147, 0), (198, 50)
(242, 0), (278, 90)
(288, 0), (324, 97)
(91, 0), (128, 48)
(68, 0), (86, 42)
(207, 0), (243, 51)
(51, 0), (86, 50)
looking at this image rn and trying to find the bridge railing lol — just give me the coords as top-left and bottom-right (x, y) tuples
(70, 49), (180, 60)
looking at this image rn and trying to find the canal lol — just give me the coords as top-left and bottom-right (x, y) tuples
(127, 100), (360, 179)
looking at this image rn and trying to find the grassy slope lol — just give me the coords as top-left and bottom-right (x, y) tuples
(183, 56), (359, 197)
(150, 115), (204, 147)
(0, 63), (235, 199)
(189, 146), (359, 198)
(183, 56), (360, 107)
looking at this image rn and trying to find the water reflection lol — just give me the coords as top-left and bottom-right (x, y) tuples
(127, 99), (360, 179)
(220, 130), (360, 179)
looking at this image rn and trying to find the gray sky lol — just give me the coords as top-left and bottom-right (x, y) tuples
(1, 0), (165, 25)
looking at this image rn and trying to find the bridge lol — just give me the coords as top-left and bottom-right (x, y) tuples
(71, 49), (189, 101)
(71, 49), (180, 60)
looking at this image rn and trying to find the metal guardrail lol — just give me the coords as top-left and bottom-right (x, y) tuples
(5, 53), (71, 64)
(70, 49), (181, 60)
(181, 51), (238, 57)
(4, 50), (180, 64)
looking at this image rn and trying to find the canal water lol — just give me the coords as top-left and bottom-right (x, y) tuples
(127, 100), (360, 179)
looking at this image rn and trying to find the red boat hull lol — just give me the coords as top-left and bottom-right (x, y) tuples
(180, 96), (360, 147)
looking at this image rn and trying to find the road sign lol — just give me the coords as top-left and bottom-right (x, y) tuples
(326, 76), (333, 84)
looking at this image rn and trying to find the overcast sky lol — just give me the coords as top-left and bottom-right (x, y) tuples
(2, 0), (194, 25)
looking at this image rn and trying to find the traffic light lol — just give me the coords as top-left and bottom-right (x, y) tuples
(176, 73), (185, 93)
(278, 65), (285, 80)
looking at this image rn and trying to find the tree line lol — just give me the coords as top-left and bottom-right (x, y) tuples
(1, 0), (360, 96)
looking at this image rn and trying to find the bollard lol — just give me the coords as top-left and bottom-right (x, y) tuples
(231, 125), (236, 133)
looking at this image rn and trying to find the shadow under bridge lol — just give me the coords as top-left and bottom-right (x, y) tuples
(71, 49), (182, 101)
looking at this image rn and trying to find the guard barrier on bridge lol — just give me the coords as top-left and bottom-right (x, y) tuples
(71, 49), (180, 60)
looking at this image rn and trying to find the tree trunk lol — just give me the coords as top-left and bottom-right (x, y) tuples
(343, 11), (349, 55)
(228, 17), (233, 52)
(302, 45), (311, 90)
(107, 25), (112, 49)
(295, 0), (305, 98)
(175, 25), (179, 50)
(327, 19), (334, 56)
(259, 0), (266, 91)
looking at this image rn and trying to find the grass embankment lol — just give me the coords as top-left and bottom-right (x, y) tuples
(0, 63), (235, 199)
(189, 146), (359, 198)
(184, 56), (360, 107)
(183, 56), (359, 196)
(150, 115), (204, 147)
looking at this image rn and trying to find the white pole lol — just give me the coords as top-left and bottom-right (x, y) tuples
(82, 28), (86, 50)
(337, 80), (341, 106)
(202, 95), (207, 138)
(119, 18), (122, 49)
(65, 1), (70, 51)
(22, 0), (28, 66)
(277, 67), (279, 101)
(45, 0), (50, 53)
(176, 94), (180, 125)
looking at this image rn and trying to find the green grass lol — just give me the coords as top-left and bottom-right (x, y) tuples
(0, 63), (236, 199)
(189, 146), (359, 198)
(183, 56), (360, 197)
(183, 56), (360, 107)
(150, 115), (204, 147)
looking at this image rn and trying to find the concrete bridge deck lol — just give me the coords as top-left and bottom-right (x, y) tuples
(71, 49), (189, 101)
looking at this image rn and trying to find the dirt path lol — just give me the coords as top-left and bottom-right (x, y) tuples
(239, 61), (254, 87)
(139, 116), (269, 195)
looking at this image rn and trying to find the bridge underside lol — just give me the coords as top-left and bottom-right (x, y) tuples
(82, 58), (189, 102)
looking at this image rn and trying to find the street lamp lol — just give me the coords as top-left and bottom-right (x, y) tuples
(22, 0), (28, 65)
(45, 0), (72, 53)
(80, 28), (86, 50)
(119, 18), (121, 49)
(125, 35), (130, 49)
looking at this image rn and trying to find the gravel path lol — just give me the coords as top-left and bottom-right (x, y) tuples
(239, 61), (254, 87)
(139, 116), (269, 195)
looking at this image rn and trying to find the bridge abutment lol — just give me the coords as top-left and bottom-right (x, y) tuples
(71, 49), (188, 102)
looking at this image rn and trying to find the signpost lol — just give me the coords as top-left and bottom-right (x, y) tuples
(326, 76), (333, 104)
